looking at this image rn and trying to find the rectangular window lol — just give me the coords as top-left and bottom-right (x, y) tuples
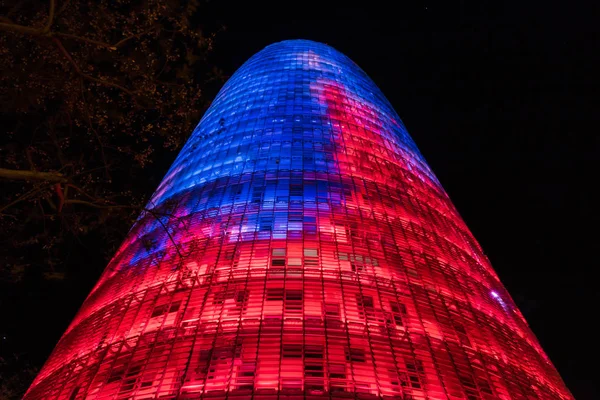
(169, 301), (181, 313)
(282, 344), (303, 358)
(238, 362), (256, 377)
(356, 294), (374, 321)
(324, 303), (340, 317)
(284, 290), (303, 315)
(345, 348), (366, 362)
(266, 288), (284, 301)
(478, 379), (493, 394)
(361, 295), (374, 308)
(304, 248), (318, 257)
(281, 379), (302, 390)
(403, 359), (424, 389)
(329, 363), (346, 379)
(305, 364), (324, 377)
(286, 290), (303, 301)
(236, 290), (247, 304)
(305, 345), (323, 359)
(272, 248), (286, 256)
(107, 368), (124, 383)
(389, 301), (406, 326)
(454, 323), (472, 346)
(213, 290), (235, 304)
(151, 304), (168, 318)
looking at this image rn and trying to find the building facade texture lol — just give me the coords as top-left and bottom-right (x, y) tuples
(25, 40), (572, 400)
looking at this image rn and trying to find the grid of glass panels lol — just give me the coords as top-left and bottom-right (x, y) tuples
(25, 40), (572, 400)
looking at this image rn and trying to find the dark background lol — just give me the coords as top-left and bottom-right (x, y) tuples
(3, 0), (598, 398)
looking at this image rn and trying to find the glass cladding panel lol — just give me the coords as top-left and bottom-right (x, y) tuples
(25, 40), (572, 400)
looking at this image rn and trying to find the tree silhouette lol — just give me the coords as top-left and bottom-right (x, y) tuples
(0, 0), (223, 281)
(0, 2), (223, 396)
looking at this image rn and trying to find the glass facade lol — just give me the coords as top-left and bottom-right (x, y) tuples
(25, 40), (572, 399)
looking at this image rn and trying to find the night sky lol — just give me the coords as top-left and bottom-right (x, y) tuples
(5, 0), (597, 398)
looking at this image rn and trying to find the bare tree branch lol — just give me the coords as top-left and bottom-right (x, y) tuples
(0, 20), (41, 35)
(112, 25), (157, 48)
(37, 25), (158, 51)
(0, 168), (67, 183)
(53, 26), (157, 50)
(63, 199), (138, 209)
(144, 208), (184, 260)
(43, 0), (55, 33)
(62, 195), (176, 220)
(66, 184), (99, 201)
(0, 0), (54, 35)
(54, 32), (117, 50)
(0, 184), (52, 215)
(1, 0), (150, 51)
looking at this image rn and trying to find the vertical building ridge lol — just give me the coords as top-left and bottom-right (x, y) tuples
(25, 39), (572, 400)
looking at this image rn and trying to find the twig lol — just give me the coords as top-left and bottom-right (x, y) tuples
(54, 32), (117, 50)
(25, 148), (37, 171)
(70, 164), (112, 179)
(54, 24), (157, 50)
(44, 194), (57, 211)
(57, 0), (72, 16)
(112, 25), (157, 48)
(79, 80), (111, 178)
(55, 183), (64, 212)
(0, 185), (51, 214)
(52, 37), (136, 97)
(48, 119), (67, 167)
(0, 20), (43, 35)
(63, 199), (138, 209)
(144, 208), (184, 260)
(43, 0), (55, 33)
(62, 193), (176, 219)
(66, 184), (98, 201)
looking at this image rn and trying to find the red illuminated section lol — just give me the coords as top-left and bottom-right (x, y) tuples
(25, 40), (572, 400)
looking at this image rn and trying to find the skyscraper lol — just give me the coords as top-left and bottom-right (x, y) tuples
(25, 39), (572, 399)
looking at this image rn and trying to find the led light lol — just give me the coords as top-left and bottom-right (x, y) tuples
(25, 40), (572, 400)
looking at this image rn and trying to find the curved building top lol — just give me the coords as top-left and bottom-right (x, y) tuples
(149, 39), (440, 207)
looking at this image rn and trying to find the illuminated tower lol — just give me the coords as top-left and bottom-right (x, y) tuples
(25, 40), (572, 400)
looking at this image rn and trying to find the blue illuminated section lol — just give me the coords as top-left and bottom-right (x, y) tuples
(148, 40), (438, 211)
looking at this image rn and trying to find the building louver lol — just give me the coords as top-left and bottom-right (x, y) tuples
(25, 40), (572, 400)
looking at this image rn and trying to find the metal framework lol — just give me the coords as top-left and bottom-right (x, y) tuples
(25, 40), (572, 400)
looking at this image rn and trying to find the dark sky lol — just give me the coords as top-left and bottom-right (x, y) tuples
(203, 0), (597, 397)
(4, 0), (597, 398)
